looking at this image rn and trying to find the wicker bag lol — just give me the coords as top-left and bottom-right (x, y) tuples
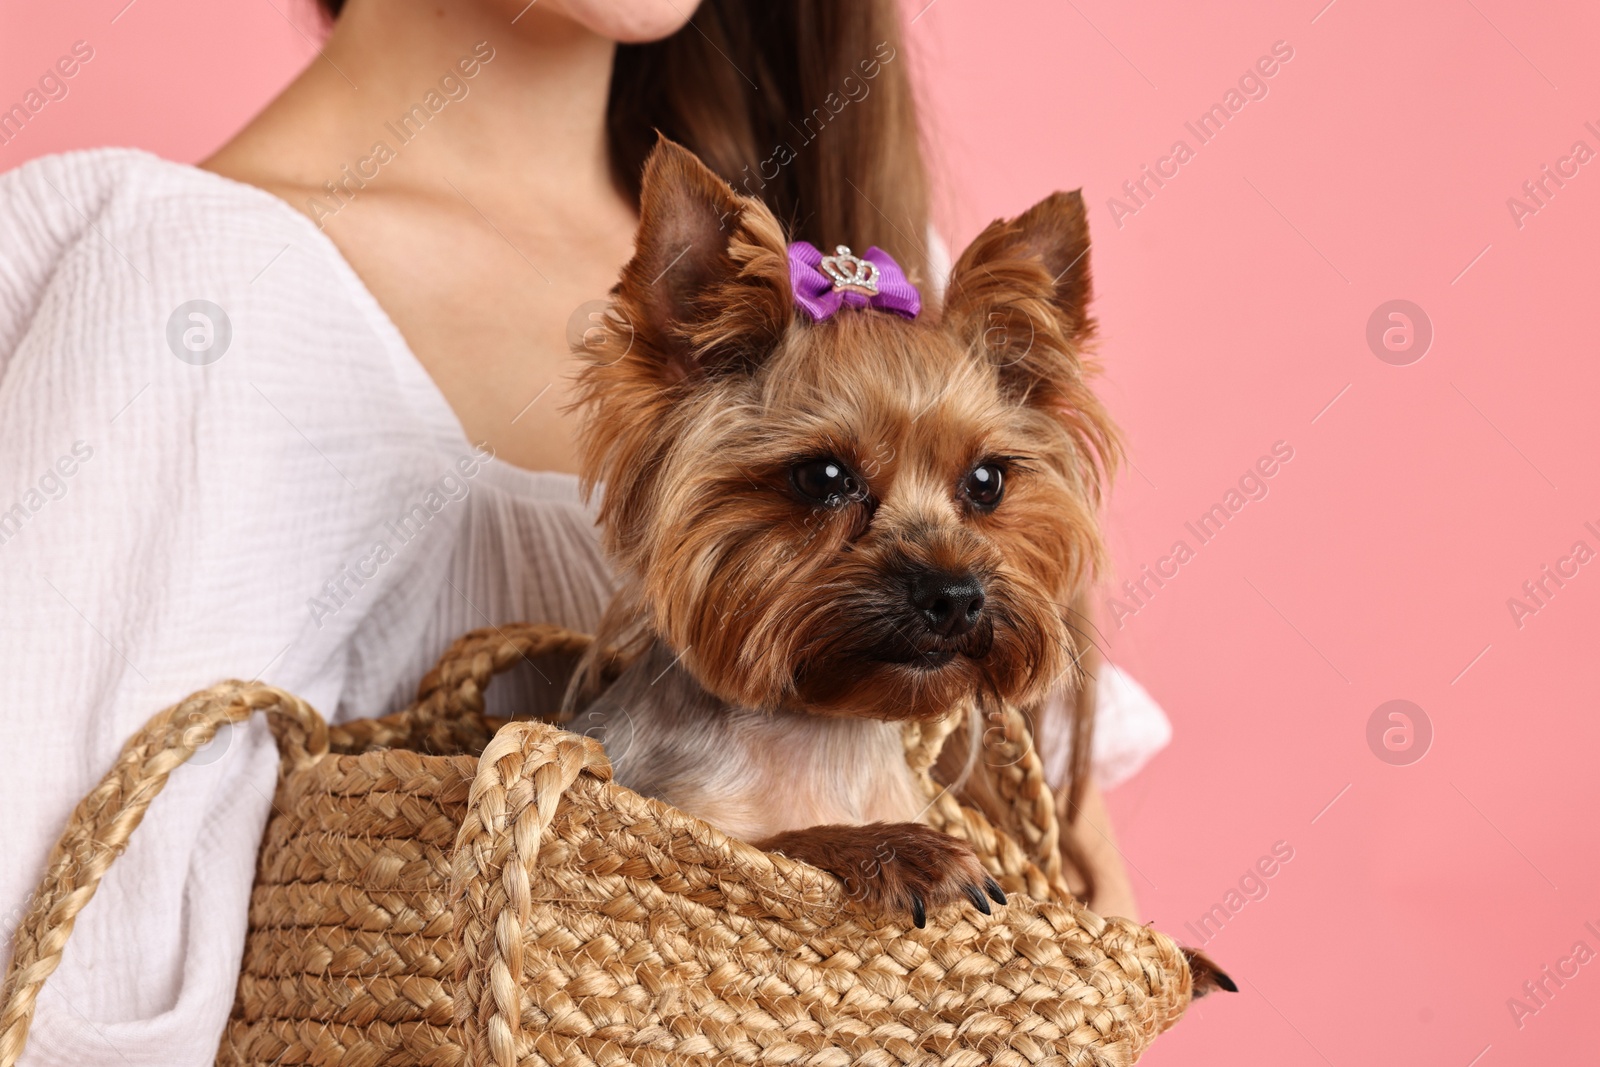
(1, 624), (1197, 1067)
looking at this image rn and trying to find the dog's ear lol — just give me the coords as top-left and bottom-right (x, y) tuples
(571, 138), (794, 566)
(942, 190), (1118, 485)
(942, 190), (1096, 410)
(608, 136), (793, 380)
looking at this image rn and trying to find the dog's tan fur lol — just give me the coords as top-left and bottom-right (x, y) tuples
(564, 138), (1117, 923)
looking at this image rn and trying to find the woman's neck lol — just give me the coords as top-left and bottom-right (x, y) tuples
(206, 0), (623, 220)
(200, 0), (645, 477)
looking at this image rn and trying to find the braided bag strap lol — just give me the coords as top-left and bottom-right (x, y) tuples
(329, 623), (613, 755)
(449, 719), (614, 1067)
(909, 701), (1066, 891)
(975, 702), (1065, 885)
(0, 682), (328, 1067)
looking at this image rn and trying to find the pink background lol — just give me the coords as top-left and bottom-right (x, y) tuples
(5, 0), (1597, 1062)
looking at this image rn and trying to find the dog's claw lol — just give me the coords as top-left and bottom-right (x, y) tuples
(757, 823), (991, 931)
(1182, 947), (1238, 997)
(984, 877), (1007, 906)
(963, 883), (992, 915)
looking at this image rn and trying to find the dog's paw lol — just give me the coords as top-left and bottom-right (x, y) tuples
(1182, 947), (1238, 997)
(758, 821), (1005, 928)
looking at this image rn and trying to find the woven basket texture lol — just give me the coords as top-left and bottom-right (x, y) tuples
(0, 623), (1195, 1067)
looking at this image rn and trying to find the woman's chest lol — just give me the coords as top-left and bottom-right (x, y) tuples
(322, 192), (636, 473)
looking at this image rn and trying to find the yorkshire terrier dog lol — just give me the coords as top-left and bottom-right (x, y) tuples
(565, 138), (1117, 931)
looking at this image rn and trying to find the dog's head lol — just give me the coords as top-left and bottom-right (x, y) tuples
(572, 139), (1119, 720)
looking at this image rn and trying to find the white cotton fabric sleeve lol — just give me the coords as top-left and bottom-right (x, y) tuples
(0, 150), (473, 1067)
(1034, 664), (1175, 791)
(926, 223), (1172, 790)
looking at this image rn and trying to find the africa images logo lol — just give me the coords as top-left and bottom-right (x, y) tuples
(166, 300), (232, 365)
(304, 42), (497, 229)
(1106, 40), (1296, 229)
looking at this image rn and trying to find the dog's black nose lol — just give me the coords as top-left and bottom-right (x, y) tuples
(909, 571), (986, 637)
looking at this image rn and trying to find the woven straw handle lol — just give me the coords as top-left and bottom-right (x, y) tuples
(449, 719), (613, 1067)
(330, 623), (612, 755)
(979, 701), (1065, 886)
(0, 682), (328, 1067)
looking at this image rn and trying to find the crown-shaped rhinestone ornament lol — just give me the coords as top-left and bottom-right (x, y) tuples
(819, 245), (880, 297)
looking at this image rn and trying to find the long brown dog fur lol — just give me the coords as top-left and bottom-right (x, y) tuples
(563, 138), (1227, 996)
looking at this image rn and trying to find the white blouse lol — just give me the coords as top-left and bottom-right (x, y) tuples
(0, 148), (1170, 1067)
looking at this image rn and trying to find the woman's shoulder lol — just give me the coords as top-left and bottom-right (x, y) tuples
(0, 147), (380, 343)
(2, 147), (316, 266)
(2, 147), (456, 422)
(0, 149), (470, 507)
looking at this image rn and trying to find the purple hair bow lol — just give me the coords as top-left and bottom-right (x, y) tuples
(787, 241), (921, 321)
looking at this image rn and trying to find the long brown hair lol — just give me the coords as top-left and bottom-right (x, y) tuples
(606, 2), (928, 285)
(317, 0), (1092, 903)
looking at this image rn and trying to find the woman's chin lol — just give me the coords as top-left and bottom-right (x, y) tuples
(537, 0), (702, 44)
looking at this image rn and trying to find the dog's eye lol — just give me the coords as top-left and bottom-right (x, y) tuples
(791, 457), (861, 506)
(963, 464), (1005, 510)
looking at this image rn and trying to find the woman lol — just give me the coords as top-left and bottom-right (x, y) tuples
(0, 1), (1166, 1062)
